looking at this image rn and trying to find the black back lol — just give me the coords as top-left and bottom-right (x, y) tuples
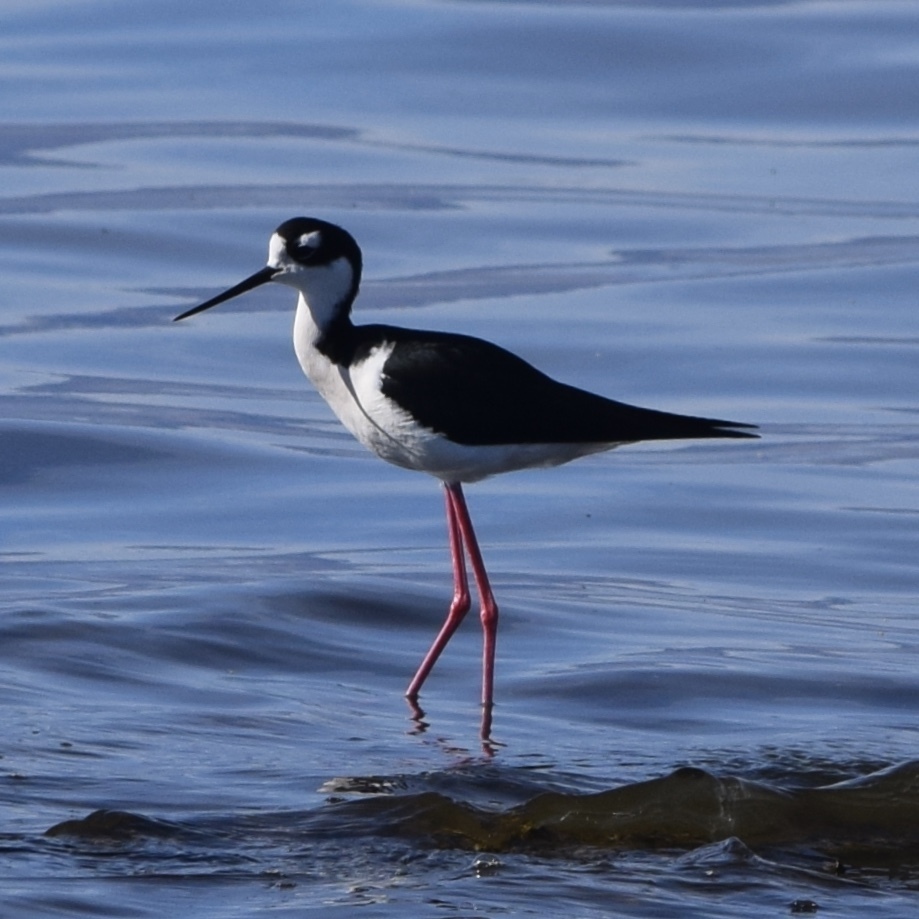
(346, 324), (757, 447)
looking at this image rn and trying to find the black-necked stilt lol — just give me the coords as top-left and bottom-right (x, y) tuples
(175, 217), (757, 738)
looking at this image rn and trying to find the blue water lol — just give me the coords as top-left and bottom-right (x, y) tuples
(3, 1), (919, 915)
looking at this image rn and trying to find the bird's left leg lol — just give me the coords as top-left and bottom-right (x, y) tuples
(405, 482), (472, 700)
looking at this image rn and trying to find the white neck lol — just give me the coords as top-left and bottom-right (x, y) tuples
(276, 257), (354, 332)
(267, 232), (356, 335)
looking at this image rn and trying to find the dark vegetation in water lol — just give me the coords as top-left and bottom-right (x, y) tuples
(46, 762), (919, 876)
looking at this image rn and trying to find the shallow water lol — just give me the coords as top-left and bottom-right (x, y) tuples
(3, 1), (919, 915)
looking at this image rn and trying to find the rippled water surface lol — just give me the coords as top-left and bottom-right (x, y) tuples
(3, 1), (919, 916)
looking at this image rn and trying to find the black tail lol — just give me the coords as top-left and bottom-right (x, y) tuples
(633, 409), (758, 443)
(535, 383), (759, 447)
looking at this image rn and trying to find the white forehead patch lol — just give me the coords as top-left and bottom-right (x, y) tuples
(266, 229), (324, 268)
(267, 232), (286, 267)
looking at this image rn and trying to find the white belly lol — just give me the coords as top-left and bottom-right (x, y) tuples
(293, 303), (617, 483)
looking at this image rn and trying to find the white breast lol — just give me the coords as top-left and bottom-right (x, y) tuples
(292, 294), (620, 483)
(292, 299), (433, 471)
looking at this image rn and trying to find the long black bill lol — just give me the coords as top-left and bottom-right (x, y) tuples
(173, 265), (280, 322)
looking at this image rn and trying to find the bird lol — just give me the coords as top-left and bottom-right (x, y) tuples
(174, 217), (757, 738)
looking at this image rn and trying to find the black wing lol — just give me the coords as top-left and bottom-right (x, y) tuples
(358, 325), (757, 447)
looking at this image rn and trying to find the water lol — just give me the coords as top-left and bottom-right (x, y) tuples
(2, 0), (919, 915)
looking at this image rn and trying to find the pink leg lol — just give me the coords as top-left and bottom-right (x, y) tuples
(405, 482), (500, 725)
(446, 482), (499, 717)
(405, 484), (472, 699)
